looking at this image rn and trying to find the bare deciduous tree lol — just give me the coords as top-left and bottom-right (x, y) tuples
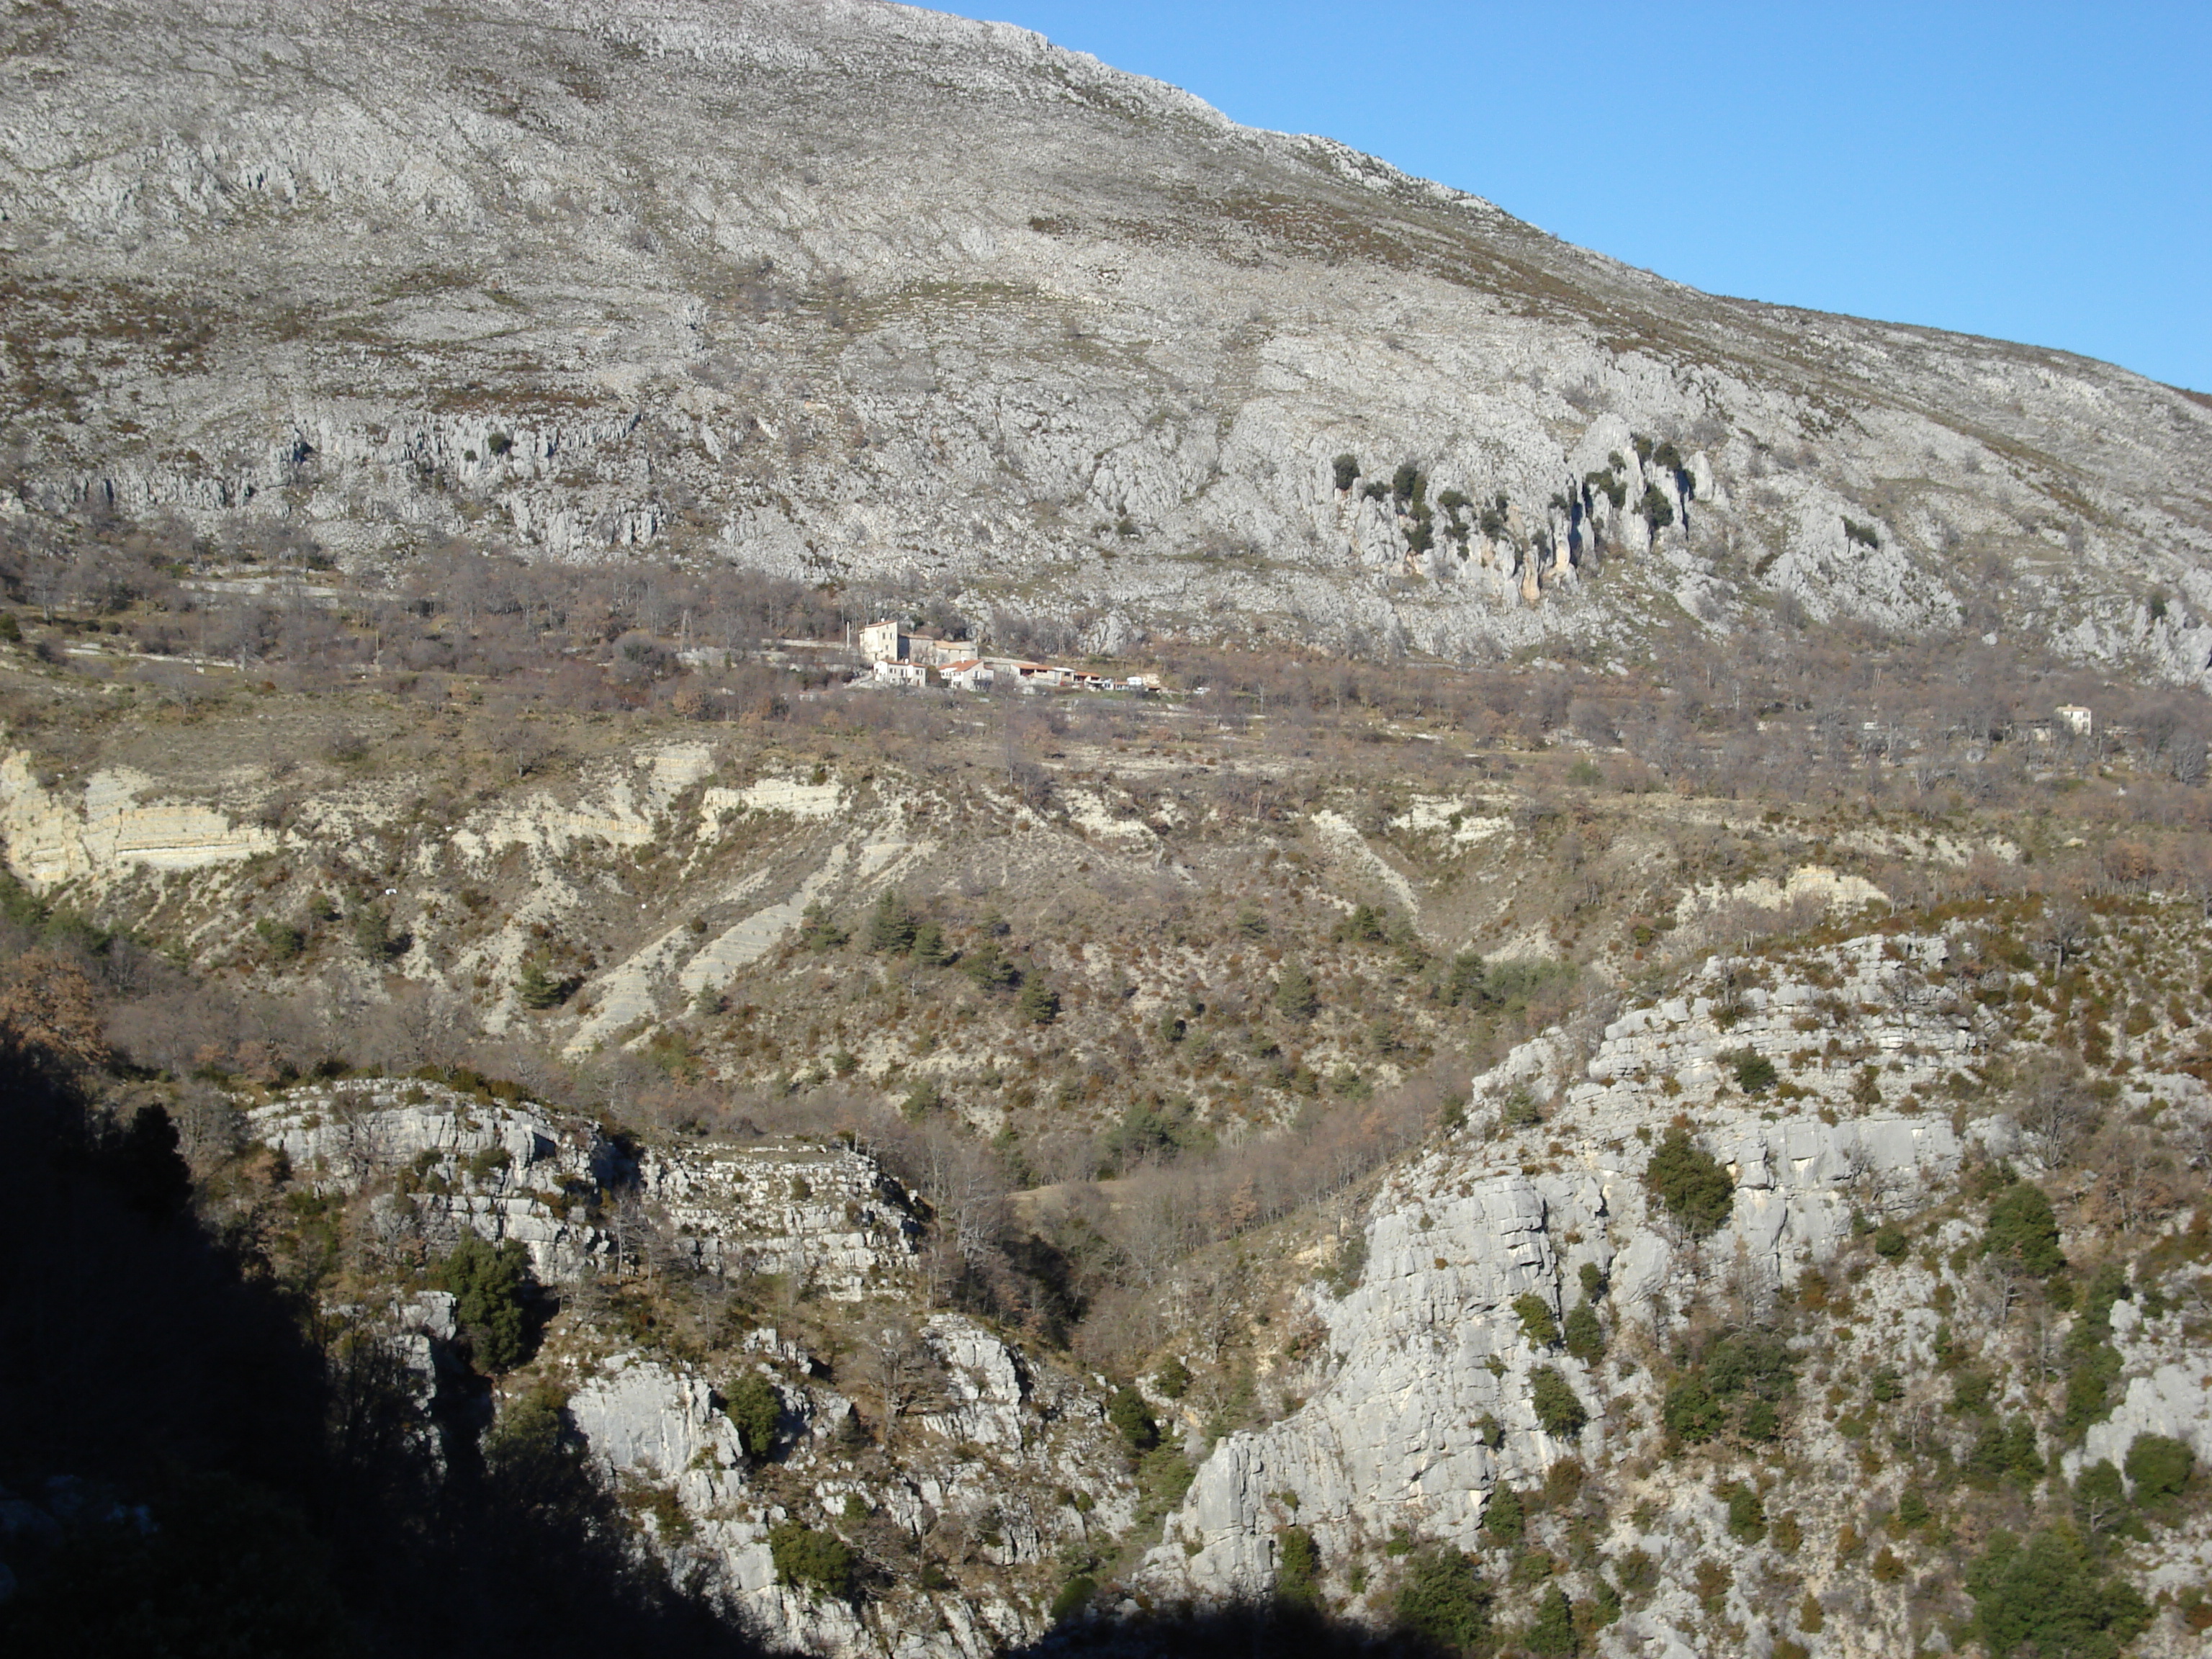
(2014, 1055), (2098, 1169)
(171, 1082), (246, 1174)
(2031, 896), (2093, 974)
(1970, 1252), (2031, 1332)
(333, 1103), (397, 1190)
(2087, 1126), (2178, 1235)
(858, 1316), (942, 1450)
(605, 1185), (671, 1282)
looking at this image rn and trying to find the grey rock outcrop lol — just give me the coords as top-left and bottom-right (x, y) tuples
(251, 1081), (613, 1278)
(568, 1354), (749, 1485)
(639, 1140), (920, 1300)
(2077, 1298), (2212, 1477)
(247, 1079), (925, 1295)
(1143, 931), (1969, 1601)
(543, 1313), (1132, 1657)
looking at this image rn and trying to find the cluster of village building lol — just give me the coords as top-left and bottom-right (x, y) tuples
(857, 620), (1151, 694)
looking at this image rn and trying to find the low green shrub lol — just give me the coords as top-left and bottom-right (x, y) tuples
(1108, 1386), (1159, 1452)
(1049, 1575), (1096, 1622)
(2124, 1433), (2194, 1502)
(768, 1521), (853, 1599)
(1564, 1300), (1605, 1364)
(1968, 1527), (2149, 1659)
(1531, 1366), (1587, 1436)
(1394, 1547), (1491, 1650)
(724, 1370), (782, 1458)
(1727, 1048), (1779, 1094)
(1275, 1524), (1319, 1605)
(1724, 1481), (1767, 1543)
(1483, 1485), (1524, 1545)
(1513, 1292), (1560, 1347)
(255, 917), (305, 961)
(1645, 1126), (1734, 1237)
(1136, 1445), (1194, 1523)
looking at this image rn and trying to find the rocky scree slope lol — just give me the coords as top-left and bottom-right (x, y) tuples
(2, 0), (2209, 673)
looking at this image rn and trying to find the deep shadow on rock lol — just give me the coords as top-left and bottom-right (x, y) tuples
(0, 1043), (768, 1659)
(1014, 1599), (1455, 1659)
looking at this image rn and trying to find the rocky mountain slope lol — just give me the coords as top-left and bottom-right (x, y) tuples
(6, 4), (2212, 1656)
(4, 648), (2212, 1655)
(4, 0), (2211, 674)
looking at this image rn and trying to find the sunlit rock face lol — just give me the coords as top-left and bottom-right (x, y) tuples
(4, 1), (2208, 672)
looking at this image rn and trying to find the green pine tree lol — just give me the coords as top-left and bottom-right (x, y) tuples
(723, 1370), (783, 1457)
(436, 1233), (536, 1372)
(797, 902), (848, 953)
(1985, 1181), (2066, 1277)
(866, 891), (917, 954)
(1644, 1126), (1735, 1236)
(516, 959), (570, 1010)
(1525, 1585), (1577, 1655)
(963, 936), (1020, 992)
(1017, 976), (1061, 1025)
(1394, 1547), (1491, 1650)
(913, 920), (953, 966)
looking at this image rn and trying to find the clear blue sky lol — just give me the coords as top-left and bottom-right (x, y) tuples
(961, 2), (2211, 392)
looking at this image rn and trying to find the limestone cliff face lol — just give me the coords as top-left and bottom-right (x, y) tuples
(5, 1), (2209, 673)
(1139, 935), (1972, 1624)
(638, 1139), (924, 1299)
(0, 752), (276, 888)
(1125, 929), (2212, 1657)
(245, 1076), (1136, 1658)
(545, 1313), (1134, 1658)
(1145, 1081), (1963, 1606)
(250, 1079), (923, 1294)
(252, 1083), (616, 1278)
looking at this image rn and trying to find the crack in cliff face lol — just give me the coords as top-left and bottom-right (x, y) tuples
(6, 1), (2209, 677)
